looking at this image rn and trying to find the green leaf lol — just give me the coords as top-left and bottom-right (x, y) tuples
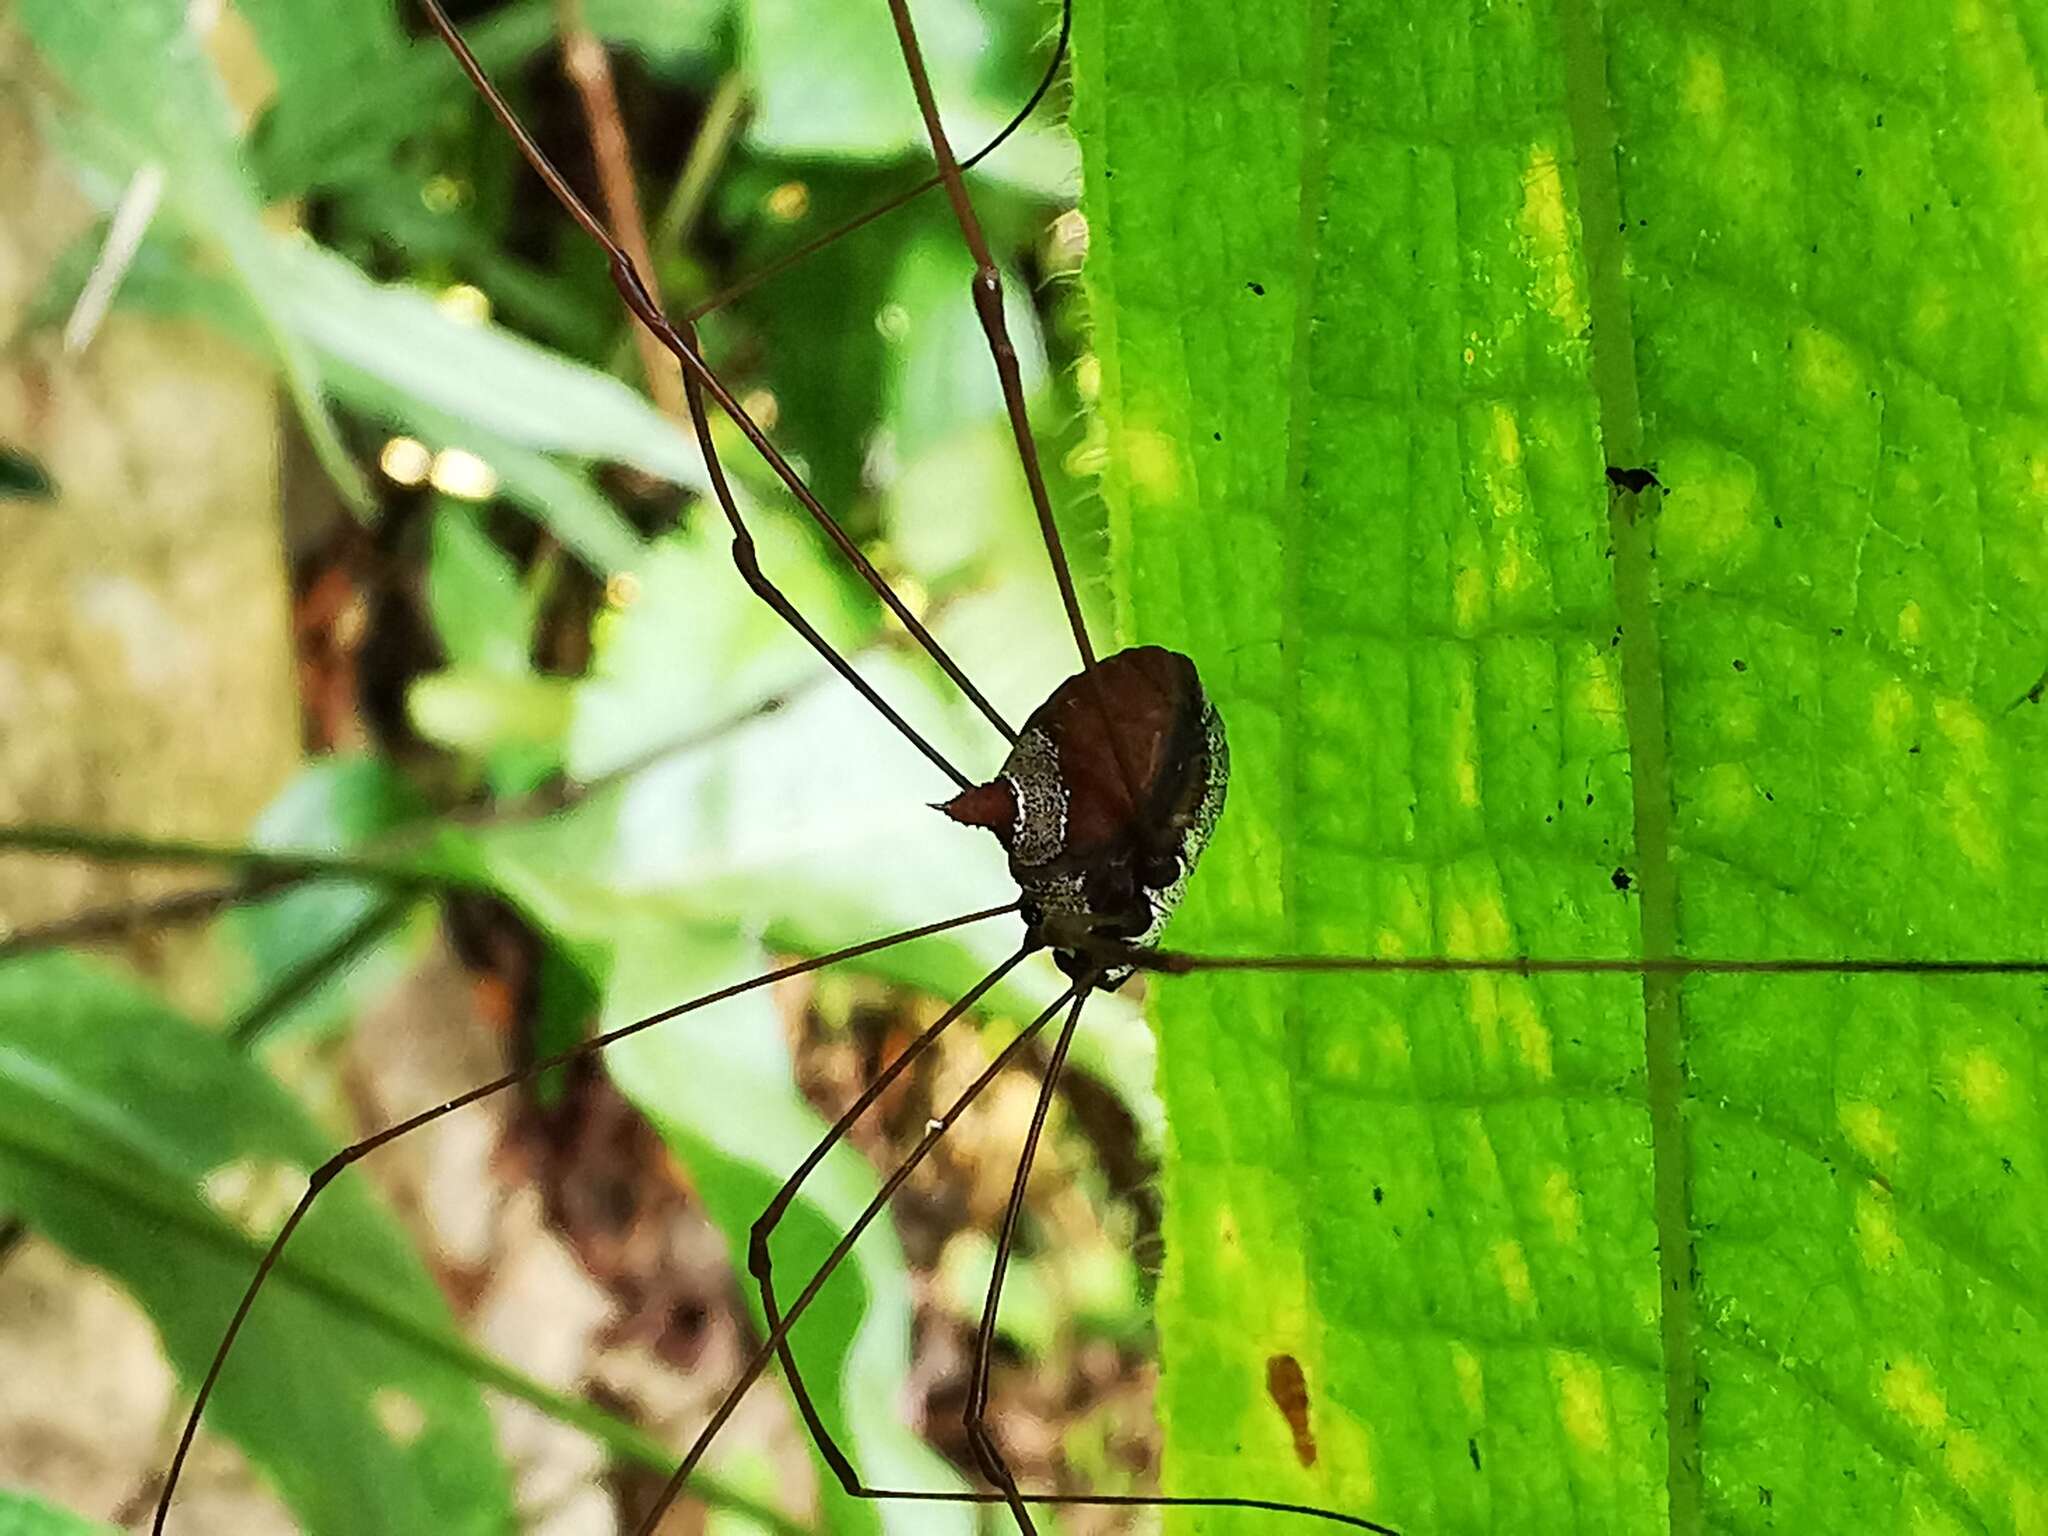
(410, 668), (577, 755)
(567, 513), (867, 780)
(223, 757), (432, 1044)
(1076, 3), (2048, 1534)
(430, 502), (538, 676)
(881, 229), (1048, 468)
(738, 0), (1074, 193)
(584, 0), (731, 68)
(234, 0), (406, 188)
(17, 0), (369, 511)
(272, 236), (683, 571)
(0, 954), (513, 1536)
(0, 1490), (114, 1536)
(245, 1), (555, 196)
(49, 217), (660, 576)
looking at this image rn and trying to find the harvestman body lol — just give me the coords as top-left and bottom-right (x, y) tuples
(943, 646), (1227, 982)
(119, 1), (2048, 1533)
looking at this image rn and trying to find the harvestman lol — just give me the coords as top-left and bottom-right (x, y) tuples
(137, 2), (2048, 1532)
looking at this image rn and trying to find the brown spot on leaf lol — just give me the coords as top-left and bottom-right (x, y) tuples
(1266, 1354), (1317, 1468)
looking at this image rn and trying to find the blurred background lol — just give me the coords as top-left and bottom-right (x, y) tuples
(0, 0), (1173, 1531)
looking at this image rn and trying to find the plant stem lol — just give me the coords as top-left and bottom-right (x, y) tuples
(0, 877), (298, 961)
(554, 0), (686, 422)
(227, 893), (419, 1048)
(0, 825), (473, 891)
(655, 74), (748, 261)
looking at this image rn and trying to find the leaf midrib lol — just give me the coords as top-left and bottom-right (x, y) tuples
(1276, 0), (1340, 1504)
(1553, 5), (1702, 1533)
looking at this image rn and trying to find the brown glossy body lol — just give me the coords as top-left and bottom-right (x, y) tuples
(942, 646), (1227, 979)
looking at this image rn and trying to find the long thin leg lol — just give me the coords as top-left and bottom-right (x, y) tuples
(422, 1), (1019, 762)
(964, 988), (1087, 1534)
(875, 0), (1174, 838)
(1125, 946), (2048, 978)
(750, 945), (1036, 1492)
(879, 0), (1096, 674)
(682, 0), (1076, 324)
(685, 983), (1405, 1534)
(629, 984), (1079, 1534)
(147, 900), (1016, 1534)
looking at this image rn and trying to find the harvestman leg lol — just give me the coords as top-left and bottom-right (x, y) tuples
(877, 0), (1163, 825)
(648, 980), (1406, 1535)
(681, 0), (1075, 323)
(621, 985), (1079, 1534)
(878, 0), (1095, 673)
(960, 985), (1089, 1535)
(148, 904), (1018, 1534)
(429, 6), (1401, 1529)
(746, 944), (1033, 1491)
(421, 0), (1016, 789)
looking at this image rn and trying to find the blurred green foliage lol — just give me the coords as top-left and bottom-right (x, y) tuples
(3, 0), (1142, 1532)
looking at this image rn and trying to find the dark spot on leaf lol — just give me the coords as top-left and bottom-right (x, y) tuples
(1372, 1184), (1384, 1204)
(1732, 658), (1747, 672)
(1908, 743), (1921, 754)
(1611, 867), (1633, 892)
(1605, 464), (1661, 494)
(1830, 627), (1845, 637)
(1247, 281), (1267, 296)
(1468, 1438), (1483, 1471)
(1213, 431), (1223, 442)
(1266, 1355), (1317, 1468)
(1760, 1487), (1774, 1507)
(1585, 793), (1595, 806)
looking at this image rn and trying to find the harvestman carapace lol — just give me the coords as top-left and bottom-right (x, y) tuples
(137, 2), (2048, 1533)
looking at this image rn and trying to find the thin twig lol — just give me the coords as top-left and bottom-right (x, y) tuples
(653, 74), (747, 262)
(227, 893), (418, 1048)
(0, 827), (468, 890)
(553, 0), (686, 421)
(63, 166), (166, 355)
(0, 876), (299, 961)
